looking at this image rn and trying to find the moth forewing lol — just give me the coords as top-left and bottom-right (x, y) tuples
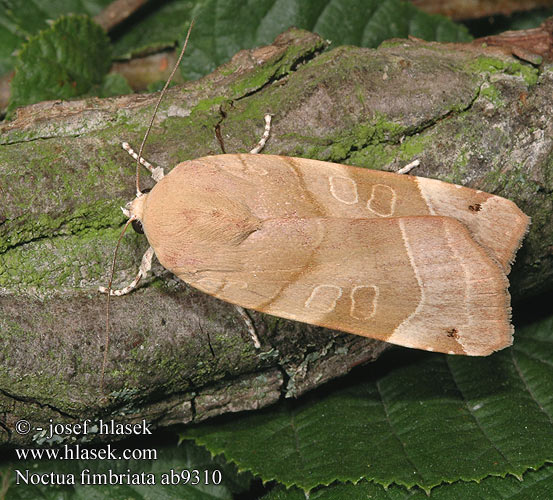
(127, 153), (528, 355)
(201, 154), (529, 272)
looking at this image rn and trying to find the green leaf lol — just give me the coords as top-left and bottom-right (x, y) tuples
(263, 464), (553, 499)
(505, 8), (553, 31)
(92, 73), (133, 98)
(0, 12), (25, 76)
(1, 0), (472, 112)
(185, 314), (553, 493)
(0, 439), (251, 499)
(111, 1), (195, 60)
(182, 0), (472, 79)
(0, 0), (112, 76)
(7, 14), (111, 116)
(110, 0), (471, 79)
(0, 0), (51, 40)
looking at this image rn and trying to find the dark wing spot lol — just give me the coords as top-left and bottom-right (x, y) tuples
(446, 328), (459, 339)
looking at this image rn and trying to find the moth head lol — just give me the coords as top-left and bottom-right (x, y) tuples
(122, 188), (151, 234)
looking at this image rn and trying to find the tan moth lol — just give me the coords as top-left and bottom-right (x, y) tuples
(100, 23), (529, 387)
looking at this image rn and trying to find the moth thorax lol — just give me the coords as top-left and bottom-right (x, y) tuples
(129, 193), (148, 221)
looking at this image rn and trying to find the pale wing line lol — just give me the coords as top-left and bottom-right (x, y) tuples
(350, 285), (379, 320)
(443, 220), (470, 354)
(305, 284), (343, 312)
(413, 177), (437, 215)
(367, 184), (396, 217)
(328, 175), (359, 204)
(387, 219), (425, 348)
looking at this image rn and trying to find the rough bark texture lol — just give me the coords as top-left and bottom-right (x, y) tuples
(473, 17), (553, 64)
(411, 0), (553, 19)
(1, 28), (552, 449)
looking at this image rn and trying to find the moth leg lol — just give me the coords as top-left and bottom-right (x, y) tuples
(396, 159), (420, 175)
(121, 142), (165, 182)
(231, 114), (272, 349)
(249, 114), (272, 154)
(99, 246), (155, 296)
(234, 305), (261, 349)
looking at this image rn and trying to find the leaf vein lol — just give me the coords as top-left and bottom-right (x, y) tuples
(510, 349), (553, 426)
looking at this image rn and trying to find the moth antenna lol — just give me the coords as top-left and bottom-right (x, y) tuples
(101, 20), (194, 394)
(135, 19), (195, 195)
(101, 217), (135, 394)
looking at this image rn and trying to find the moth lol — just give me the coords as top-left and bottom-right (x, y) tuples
(101, 24), (529, 380)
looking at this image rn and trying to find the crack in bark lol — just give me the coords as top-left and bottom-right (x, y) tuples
(0, 388), (77, 420)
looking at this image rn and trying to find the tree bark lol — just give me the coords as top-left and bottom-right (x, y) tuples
(410, 0), (553, 20)
(0, 28), (551, 448)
